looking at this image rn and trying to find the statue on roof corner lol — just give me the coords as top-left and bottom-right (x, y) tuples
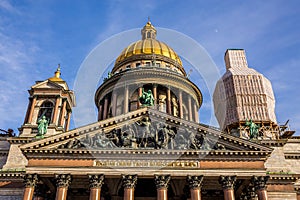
(139, 88), (154, 106)
(36, 116), (49, 138)
(245, 119), (260, 139)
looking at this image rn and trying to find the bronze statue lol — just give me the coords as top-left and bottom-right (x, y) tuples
(37, 116), (48, 137)
(139, 88), (154, 106)
(245, 119), (260, 139)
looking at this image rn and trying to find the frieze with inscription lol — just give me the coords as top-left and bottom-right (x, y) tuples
(93, 160), (199, 168)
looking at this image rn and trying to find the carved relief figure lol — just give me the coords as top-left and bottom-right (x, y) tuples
(81, 134), (93, 147)
(136, 117), (153, 147)
(156, 123), (169, 149)
(120, 124), (137, 148)
(93, 133), (115, 148)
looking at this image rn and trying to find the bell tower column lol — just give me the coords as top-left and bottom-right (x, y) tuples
(52, 97), (61, 124)
(27, 96), (37, 124)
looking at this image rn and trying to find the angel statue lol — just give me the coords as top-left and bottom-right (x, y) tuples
(245, 119), (260, 139)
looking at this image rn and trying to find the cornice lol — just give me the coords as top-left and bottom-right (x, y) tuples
(284, 153), (300, 159)
(260, 139), (288, 147)
(23, 149), (271, 161)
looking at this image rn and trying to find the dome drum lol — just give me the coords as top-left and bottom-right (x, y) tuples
(95, 68), (202, 122)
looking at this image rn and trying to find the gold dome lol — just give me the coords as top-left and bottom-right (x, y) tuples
(113, 21), (185, 75)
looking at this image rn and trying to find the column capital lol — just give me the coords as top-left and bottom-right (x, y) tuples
(241, 184), (256, 200)
(154, 174), (171, 189)
(55, 174), (72, 188)
(295, 186), (300, 194)
(122, 174), (137, 189)
(187, 175), (203, 190)
(251, 176), (269, 190)
(23, 173), (39, 188)
(219, 175), (236, 190)
(89, 174), (104, 189)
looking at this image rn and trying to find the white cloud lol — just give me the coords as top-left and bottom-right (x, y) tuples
(0, 24), (40, 131)
(0, 0), (19, 14)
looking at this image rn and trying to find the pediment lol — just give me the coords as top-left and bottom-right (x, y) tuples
(32, 80), (64, 90)
(20, 108), (273, 158)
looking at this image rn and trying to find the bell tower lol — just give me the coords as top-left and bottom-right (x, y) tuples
(19, 65), (76, 137)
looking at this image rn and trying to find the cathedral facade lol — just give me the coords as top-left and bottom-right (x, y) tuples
(0, 21), (299, 200)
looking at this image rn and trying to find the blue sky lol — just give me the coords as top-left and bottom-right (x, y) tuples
(0, 0), (299, 135)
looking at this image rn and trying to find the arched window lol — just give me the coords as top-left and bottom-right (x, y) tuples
(37, 101), (54, 122)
